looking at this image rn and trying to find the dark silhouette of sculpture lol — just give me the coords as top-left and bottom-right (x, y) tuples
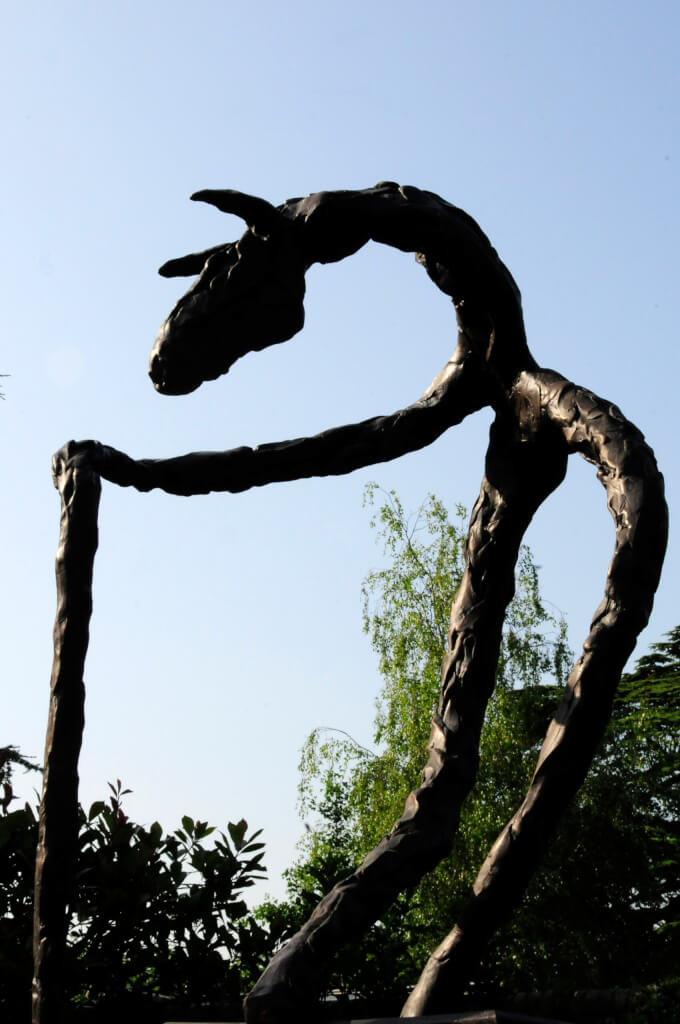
(33, 183), (667, 1023)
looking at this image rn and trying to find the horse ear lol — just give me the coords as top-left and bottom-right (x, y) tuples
(191, 189), (284, 235)
(158, 243), (228, 278)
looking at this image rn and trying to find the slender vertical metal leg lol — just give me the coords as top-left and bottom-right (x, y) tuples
(33, 448), (101, 1024)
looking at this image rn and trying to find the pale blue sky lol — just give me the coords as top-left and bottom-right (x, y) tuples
(3, 1), (678, 900)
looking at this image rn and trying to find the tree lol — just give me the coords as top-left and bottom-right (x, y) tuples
(0, 766), (274, 1016)
(492, 627), (679, 1007)
(265, 488), (678, 1009)
(0, 747), (42, 1012)
(613, 631), (680, 945)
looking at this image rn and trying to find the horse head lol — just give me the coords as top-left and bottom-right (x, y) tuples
(149, 189), (307, 395)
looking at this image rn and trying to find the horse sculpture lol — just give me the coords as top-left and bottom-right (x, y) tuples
(34, 183), (667, 1023)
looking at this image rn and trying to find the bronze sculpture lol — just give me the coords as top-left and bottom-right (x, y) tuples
(33, 183), (667, 1023)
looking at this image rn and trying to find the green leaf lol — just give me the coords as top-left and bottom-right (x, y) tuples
(228, 818), (248, 851)
(88, 800), (106, 821)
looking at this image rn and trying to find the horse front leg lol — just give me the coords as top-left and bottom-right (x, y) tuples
(243, 417), (567, 1023)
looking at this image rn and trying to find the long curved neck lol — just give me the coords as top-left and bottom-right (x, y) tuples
(288, 183), (536, 395)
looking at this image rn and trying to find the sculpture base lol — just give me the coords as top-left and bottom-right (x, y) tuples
(341, 1014), (572, 1023)
(164, 1012), (573, 1024)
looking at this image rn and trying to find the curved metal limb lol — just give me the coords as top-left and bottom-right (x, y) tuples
(243, 416), (568, 1023)
(59, 343), (488, 497)
(401, 373), (668, 1016)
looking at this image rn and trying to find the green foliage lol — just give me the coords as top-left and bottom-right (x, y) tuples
(0, 804), (39, 1009)
(298, 486), (570, 857)
(298, 488), (570, 852)
(0, 749), (42, 1010)
(68, 780), (267, 1004)
(0, 770), (274, 1014)
(0, 744), (41, 813)
(490, 634), (680, 999)
(272, 487), (679, 1006)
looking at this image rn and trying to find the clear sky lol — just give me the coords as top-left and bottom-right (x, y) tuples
(3, 1), (678, 902)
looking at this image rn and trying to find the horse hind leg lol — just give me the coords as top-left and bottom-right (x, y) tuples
(401, 634), (641, 1016)
(402, 383), (668, 1016)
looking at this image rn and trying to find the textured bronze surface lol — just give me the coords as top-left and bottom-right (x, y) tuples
(33, 184), (667, 1023)
(33, 446), (101, 1023)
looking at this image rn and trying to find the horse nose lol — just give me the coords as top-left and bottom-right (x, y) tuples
(148, 343), (202, 395)
(148, 350), (165, 390)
